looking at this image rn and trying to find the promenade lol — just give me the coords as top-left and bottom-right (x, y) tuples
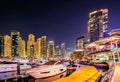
(53, 66), (101, 82)
(113, 64), (120, 82)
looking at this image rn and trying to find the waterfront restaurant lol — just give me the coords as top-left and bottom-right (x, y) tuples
(86, 29), (120, 63)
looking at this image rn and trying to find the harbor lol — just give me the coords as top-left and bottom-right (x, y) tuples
(0, 57), (116, 82)
(0, 60), (75, 82)
(0, 1), (120, 81)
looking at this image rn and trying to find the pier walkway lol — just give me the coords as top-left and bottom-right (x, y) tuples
(53, 66), (101, 82)
(113, 64), (120, 82)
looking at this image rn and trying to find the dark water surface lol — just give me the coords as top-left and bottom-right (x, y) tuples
(0, 69), (75, 82)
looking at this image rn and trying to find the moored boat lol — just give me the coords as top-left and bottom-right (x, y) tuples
(26, 61), (67, 79)
(0, 63), (31, 73)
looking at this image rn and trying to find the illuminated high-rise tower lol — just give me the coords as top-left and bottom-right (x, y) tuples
(55, 45), (60, 55)
(11, 31), (20, 57)
(19, 37), (22, 57)
(21, 40), (26, 58)
(4, 35), (12, 58)
(34, 38), (41, 58)
(76, 36), (85, 50)
(0, 36), (4, 57)
(47, 41), (55, 57)
(27, 34), (35, 57)
(75, 36), (85, 57)
(19, 37), (26, 58)
(61, 43), (66, 56)
(41, 36), (47, 58)
(88, 9), (108, 42)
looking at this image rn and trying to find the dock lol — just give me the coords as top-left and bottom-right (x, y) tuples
(53, 66), (101, 82)
(113, 64), (120, 82)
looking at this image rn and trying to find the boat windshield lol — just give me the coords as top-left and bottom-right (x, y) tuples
(44, 61), (58, 65)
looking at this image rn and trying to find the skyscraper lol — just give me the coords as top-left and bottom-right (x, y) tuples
(55, 45), (60, 56)
(4, 35), (12, 58)
(41, 36), (47, 58)
(75, 36), (85, 57)
(11, 31), (20, 57)
(61, 43), (66, 57)
(21, 40), (26, 58)
(19, 37), (26, 58)
(34, 38), (41, 58)
(27, 34), (35, 57)
(88, 9), (108, 42)
(0, 36), (4, 57)
(76, 36), (85, 50)
(47, 41), (55, 57)
(19, 37), (22, 57)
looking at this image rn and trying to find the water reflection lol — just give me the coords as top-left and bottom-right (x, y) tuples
(0, 70), (28, 80)
(0, 69), (72, 82)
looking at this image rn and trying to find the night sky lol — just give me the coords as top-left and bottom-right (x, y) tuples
(0, 0), (120, 50)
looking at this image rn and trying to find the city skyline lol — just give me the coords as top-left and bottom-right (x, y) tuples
(0, 1), (120, 81)
(0, 31), (67, 58)
(0, 0), (120, 50)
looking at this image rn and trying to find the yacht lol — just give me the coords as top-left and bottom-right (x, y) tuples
(36, 59), (49, 66)
(26, 61), (67, 79)
(0, 57), (31, 73)
(10, 57), (29, 64)
(0, 63), (31, 73)
(0, 57), (29, 64)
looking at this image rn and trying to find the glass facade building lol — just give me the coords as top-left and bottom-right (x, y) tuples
(76, 36), (85, 50)
(88, 9), (108, 42)
(11, 31), (20, 57)
(27, 34), (35, 57)
(34, 38), (41, 58)
(47, 41), (55, 57)
(41, 36), (47, 58)
(0, 36), (4, 57)
(4, 35), (12, 58)
(61, 43), (66, 57)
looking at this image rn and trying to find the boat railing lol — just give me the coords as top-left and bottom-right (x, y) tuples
(27, 65), (64, 74)
(0, 64), (17, 67)
(54, 61), (61, 66)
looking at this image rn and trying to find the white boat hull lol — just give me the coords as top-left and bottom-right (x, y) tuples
(27, 65), (67, 79)
(35, 71), (67, 82)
